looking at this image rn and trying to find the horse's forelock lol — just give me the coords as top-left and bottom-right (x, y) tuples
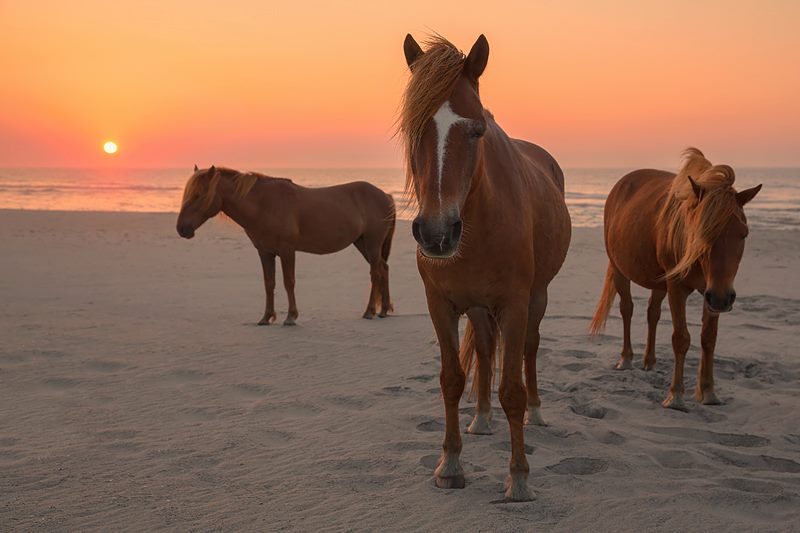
(398, 35), (467, 199)
(661, 151), (742, 279)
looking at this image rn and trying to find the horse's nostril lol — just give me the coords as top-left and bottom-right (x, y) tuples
(451, 219), (463, 241)
(412, 217), (424, 245)
(730, 291), (736, 304)
(704, 291), (713, 303)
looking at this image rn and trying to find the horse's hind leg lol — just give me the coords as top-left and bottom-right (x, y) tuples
(524, 288), (547, 426)
(644, 289), (666, 370)
(465, 308), (496, 435)
(356, 234), (390, 319)
(613, 269), (635, 370)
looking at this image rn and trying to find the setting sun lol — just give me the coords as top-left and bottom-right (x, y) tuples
(103, 141), (118, 154)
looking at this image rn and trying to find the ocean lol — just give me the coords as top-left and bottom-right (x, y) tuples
(0, 167), (797, 229)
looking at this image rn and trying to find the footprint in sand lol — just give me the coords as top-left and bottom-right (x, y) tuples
(491, 441), (534, 455)
(645, 426), (768, 447)
(570, 403), (607, 419)
(547, 457), (609, 475)
(407, 374), (436, 382)
(416, 419), (444, 432)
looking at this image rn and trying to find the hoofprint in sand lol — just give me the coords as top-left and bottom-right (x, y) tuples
(1, 210), (798, 531)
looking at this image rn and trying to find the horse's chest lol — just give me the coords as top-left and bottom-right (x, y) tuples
(419, 256), (532, 311)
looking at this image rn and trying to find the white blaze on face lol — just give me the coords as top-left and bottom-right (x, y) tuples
(432, 101), (468, 209)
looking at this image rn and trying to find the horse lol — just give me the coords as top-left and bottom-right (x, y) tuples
(176, 166), (396, 324)
(590, 148), (761, 411)
(399, 34), (571, 501)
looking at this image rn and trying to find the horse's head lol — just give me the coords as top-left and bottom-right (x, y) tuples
(665, 150), (762, 313)
(176, 165), (222, 239)
(400, 34), (490, 258)
(694, 179), (761, 313)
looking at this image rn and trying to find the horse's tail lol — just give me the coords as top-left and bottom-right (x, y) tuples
(459, 318), (499, 400)
(590, 262), (617, 335)
(382, 194), (396, 262)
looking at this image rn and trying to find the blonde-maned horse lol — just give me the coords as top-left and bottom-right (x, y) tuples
(177, 166), (396, 324)
(400, 34), (571, 501)
(590, 149), (761, 411)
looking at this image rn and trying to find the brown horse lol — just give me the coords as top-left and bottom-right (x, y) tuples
(590, 148), (761, 411)
(400, 34), (571, 501)
(177, 166), (395, 324)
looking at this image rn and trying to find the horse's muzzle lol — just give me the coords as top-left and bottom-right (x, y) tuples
(412, 215), (462, 258)
(705, 289), (735, 313)
(177, 223), (195, 239)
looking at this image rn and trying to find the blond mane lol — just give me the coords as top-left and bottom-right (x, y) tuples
(181, 167), (281, 210)
(658, 148), (741, 279)
(397, 35), (466, 196)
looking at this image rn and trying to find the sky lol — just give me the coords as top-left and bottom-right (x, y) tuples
(1, 0), (799, 168)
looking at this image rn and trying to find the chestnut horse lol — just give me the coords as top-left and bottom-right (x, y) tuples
(590, 149), (761, 411)
(177, 166), (395, 324)
(400, 35), (571, 501)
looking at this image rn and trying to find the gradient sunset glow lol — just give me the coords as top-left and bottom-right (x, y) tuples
(1, 0), (798, 168)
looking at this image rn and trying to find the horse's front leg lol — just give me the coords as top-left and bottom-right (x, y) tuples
(427, 291), (466, 489)
(279, 251), (299, 325)
(257, 250), (277, 325)
(663, 283), (692, 411)
(695, 305), (721, 405)
(498, 301), (534, 501)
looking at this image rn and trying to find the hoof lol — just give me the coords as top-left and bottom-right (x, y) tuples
(258, 313), (276, 326)
(504, 474), (534, 502)
(524, 406), (546, 426)
(434, 474), (466, 489)
(283, 317), (297, 326)
(643, 357), (656, 371)
(615, 357), (633, 370)
(362, 311), (375, 320)
(466, 411), (492, 435)
(662, 392), (689, 412)
(696, 387), (722, 405)
(378, 309), (390, 318)
(434, 453), (464, 489)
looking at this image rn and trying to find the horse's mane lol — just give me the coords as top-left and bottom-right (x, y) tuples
(658, 148), (740, 279)
(181, 167), (291, 209)
(397, 35), (466, 196)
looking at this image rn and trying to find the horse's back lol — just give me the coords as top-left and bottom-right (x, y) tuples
(512, 139), (565, 195)
(605, 169), (674, 288)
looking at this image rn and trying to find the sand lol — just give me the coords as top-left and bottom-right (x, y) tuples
(1, 209), (798, 532)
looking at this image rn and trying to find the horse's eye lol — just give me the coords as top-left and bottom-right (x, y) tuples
(469, 122), (486, 139)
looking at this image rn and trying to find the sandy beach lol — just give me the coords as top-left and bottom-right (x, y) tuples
(1, 209), (798, 531)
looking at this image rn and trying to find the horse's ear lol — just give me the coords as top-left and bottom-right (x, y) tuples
(688, 175), (703, 201)
(404, 34), (424, 70)
(465, 34), (489, 81)
(194, 164), (198, 172)
(737, 184), (762, 206)
(208, 165), (216, 178)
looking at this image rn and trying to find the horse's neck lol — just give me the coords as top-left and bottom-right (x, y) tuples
(218, 178), (258, 230)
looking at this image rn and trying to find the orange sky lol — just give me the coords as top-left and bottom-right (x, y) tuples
(1, 0), (799, 168)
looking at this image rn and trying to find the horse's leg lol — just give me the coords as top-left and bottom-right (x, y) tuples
(257, 250), (277, 325)
(279, 251), (299, 325)
(427, 291), (466, 489)
(353, 237), (378, 319)
(695, 305), (721, 405)
(524, 288), (547, 426)
(613, 269), (635, 370)
(377, 257), (391, 318)
(465, 308), (496, 435)
(498, 302), (533, 501)
(663, 283), (692, 411)
(643, 289), (666, 370)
